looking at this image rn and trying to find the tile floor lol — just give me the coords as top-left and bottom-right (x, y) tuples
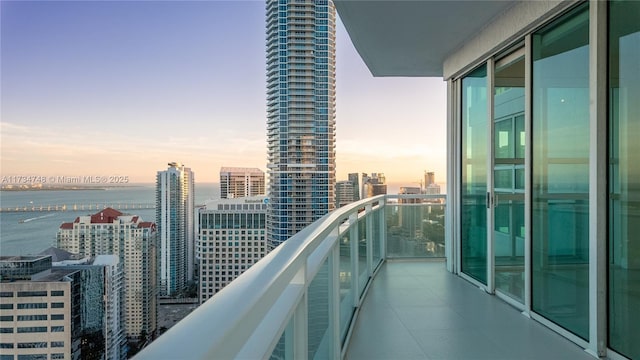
(345, 260), (594, 360)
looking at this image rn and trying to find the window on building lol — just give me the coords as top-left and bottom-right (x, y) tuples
(18, 315), (48, 321)
(17, 342), (47, 349)
(17, 327), (47, 333)
(17, 303), (47, 309)
(18, 355), (48, 360)
(17, 291), (47, 297)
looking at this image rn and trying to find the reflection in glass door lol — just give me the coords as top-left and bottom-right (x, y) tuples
(493, 51), (525, 303)
(532, 3), (590, 340)
(461, 65), (488, 285)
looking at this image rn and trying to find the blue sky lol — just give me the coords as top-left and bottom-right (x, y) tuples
(1, 0), (446, 187)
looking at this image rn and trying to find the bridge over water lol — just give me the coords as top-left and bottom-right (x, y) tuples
(0, 203), (156, 213)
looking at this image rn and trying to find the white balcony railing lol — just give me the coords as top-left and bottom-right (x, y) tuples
(136, 194), (446, 359)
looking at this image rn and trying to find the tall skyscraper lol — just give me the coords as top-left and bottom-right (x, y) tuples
(265, 0), (337, 247)
(57, 208), (158, 341)
(156, 162), (195, 296)
(219, 167), (265, 199)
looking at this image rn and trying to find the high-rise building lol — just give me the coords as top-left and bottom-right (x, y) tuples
(156, 162), (194, 296)
(398, 186), (424, 241)
(335, 180), (356, 208)
(265, 0), (337, 248)
(424, 171), (435, 187)
(219, 167), (265, 199)
(57, 208), (158, 341)
(362, 172), (387, 198)
(348, 172), (360, 200)
(0, 254), (126, 360)
(423, 171), (441, 195)
(197, 196), (268, 304)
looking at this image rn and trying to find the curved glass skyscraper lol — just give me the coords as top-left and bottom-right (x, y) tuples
(265, 0), (336, 248)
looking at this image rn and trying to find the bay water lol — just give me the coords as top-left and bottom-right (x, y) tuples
(0, 184), (219, 256)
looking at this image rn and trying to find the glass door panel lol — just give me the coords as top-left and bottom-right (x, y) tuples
(493, 52), (525, 303)
(461, 65), (488, 284)
(609, 0), (640, 358)
(532, 3), (590, 340)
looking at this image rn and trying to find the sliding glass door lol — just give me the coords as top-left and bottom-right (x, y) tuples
(493, 51), (525, 303)
(461, 65), (488, 284)
(609, 0), (640, 358)
(531, 3), (590, 340)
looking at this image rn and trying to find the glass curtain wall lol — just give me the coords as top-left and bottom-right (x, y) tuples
(493, 53), (525, 303)
(608, 0), (640, 358)
(461, 65), (488, 284)
(532, 3), (590, 340)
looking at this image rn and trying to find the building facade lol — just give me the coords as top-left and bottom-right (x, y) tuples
(0, 255), (125, 360)
(265, 0), (337, 248)
(335, 180), (356, 208)
(362, 172), (387, 198)
(197, 196), (268, 304)
(156, 162), (195, 296)
(335, 0), (639, 358)
(57, 208), (158, 341)
(422, 171), (441, 195)
(219, 167), (265, 199)
(347, 172), (360, 201)
(91, 256), (126, 359)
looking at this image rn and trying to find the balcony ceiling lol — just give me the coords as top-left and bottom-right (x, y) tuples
(334, 0), (516, 77)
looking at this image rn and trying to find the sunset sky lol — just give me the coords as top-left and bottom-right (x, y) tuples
(1, 1), (447, 188)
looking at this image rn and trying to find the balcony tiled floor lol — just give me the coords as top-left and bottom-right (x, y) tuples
(346, 260), (594, 360)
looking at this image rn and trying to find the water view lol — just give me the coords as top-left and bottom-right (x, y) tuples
(0, 184), (219, 256)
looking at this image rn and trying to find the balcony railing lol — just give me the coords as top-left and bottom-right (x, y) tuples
(136, 194), (446, 359)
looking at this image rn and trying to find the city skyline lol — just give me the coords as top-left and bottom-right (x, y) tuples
(0, 1), (447, 185)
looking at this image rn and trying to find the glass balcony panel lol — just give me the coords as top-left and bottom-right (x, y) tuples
(386, 202), (445, 258)
(270, 317), (293, 360)
(339, 233), (353, 342)
(308, 259), (330, 359)
(372, 209), (381, 266)
(358, 217), (368, 295)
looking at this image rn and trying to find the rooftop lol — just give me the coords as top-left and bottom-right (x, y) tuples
(220, 166), (265, 174)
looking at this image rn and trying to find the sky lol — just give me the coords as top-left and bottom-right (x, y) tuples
(0, 0), (447, 188)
